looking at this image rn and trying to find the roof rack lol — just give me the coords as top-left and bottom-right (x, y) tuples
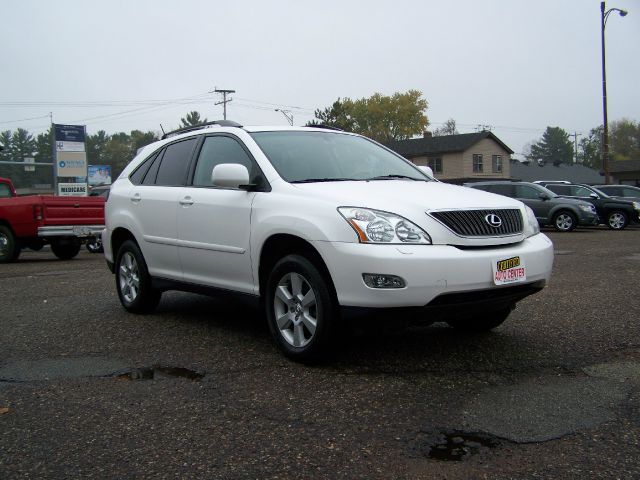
(161, 120), (243, 140)
(305, 124), (344, 132)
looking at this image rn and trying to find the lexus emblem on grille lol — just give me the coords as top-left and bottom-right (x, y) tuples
(485, 213), (503, 228)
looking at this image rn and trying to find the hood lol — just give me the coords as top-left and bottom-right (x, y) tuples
(291, 180), (523, 212)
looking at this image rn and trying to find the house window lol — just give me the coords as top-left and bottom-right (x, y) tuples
(427, 157), (442, 174)
(492, 155), (502, 173)
(473, 154), (483, 173)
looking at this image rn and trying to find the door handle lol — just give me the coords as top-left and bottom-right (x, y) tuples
(179, 197), (194, 206)
(130, 193), (141, 203)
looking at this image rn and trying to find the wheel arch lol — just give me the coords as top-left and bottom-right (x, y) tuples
(110, 227), (140, 260)
(258, 233), (336, 299)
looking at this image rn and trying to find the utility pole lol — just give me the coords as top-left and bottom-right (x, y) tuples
(213, 87), (235, 120)
(570, 132), (582, 163)
(275, 109), (294, 126)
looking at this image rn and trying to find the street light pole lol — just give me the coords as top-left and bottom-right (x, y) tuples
(600, 1), (628, 185)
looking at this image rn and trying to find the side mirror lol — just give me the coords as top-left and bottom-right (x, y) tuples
(589, 193), (599, 199)
(539, 193), (550, 200)
(211, 163), (250, 189)
(418, 166), (434, 178)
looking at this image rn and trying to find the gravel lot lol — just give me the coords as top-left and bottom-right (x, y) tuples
(1, 227), (639, 479)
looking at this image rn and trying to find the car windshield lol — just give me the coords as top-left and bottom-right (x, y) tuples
(250, 131), (431, 183)
(589, 186), (610, 198)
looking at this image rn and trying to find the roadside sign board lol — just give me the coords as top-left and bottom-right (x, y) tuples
(53, 124), (88, 196)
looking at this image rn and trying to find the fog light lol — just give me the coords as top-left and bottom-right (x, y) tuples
(362, 273), (406, 289)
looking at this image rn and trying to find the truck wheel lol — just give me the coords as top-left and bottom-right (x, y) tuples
(265, 254), (339, 361)
(607, 210), (628, 230)
(51, 241), (81, 260)
(552, 211), (576, 232)
(447, 307), (513, 332)
(115, 240), (161, 314)
(0, 225), (20, 263)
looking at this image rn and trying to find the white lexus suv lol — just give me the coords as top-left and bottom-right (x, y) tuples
(103, 121), (553, 360)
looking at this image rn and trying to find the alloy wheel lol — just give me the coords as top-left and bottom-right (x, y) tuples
(609, 213), (625, 230)
(555, 213), (573, 231)
(119, 251), (140, 303)
(273, 272), (318, 348)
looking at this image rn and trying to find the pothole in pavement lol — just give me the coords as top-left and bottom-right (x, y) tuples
(0, 357), (204, 383)
(115, 366), (204, 382)
(415, 429), (502, 461)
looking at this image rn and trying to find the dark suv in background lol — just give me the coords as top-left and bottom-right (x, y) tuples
(593, 184), (640, 201)
(541, 183), (640, 230)
(466, 181), (598, 232)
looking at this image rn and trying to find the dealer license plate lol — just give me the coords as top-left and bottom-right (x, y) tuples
(492, 255), (527, 285)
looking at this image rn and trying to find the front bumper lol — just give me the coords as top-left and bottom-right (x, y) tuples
(313, 233), (554, 308)
(578, 210), (599, 226)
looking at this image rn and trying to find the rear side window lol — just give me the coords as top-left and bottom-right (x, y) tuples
(193, 136), (257, 187)
(130, 151), (159, 185)
(571, 186), (594, 197)
(0, 183), (11, 198)
(155, 138), (198, 186)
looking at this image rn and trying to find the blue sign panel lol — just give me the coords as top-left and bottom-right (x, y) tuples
(54, 124), (86, 143)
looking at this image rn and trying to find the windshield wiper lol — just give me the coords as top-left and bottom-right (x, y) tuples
(291, 178), (357, 184)
(369, 174), (424, 181)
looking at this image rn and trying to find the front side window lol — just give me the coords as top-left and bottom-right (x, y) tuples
(193, 136), (257, 187)
(473, 154), (483, 173)
(489, 184), (514, 197)
(492, 155), (502, 173)
(427, 157), (442, 174)
(155, 138), (198, 186)
(515, 185), (540, 200)
(250, 131), (430, 183)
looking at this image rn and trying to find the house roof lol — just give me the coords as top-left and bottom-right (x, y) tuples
(510, 161), (603, 184)
(609, 159), (640, 173)
(386, 131), (514, 157)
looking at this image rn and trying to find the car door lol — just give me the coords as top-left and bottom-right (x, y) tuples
(176, 134), (261, 294)
(514, 184), (548, 220)
(129, 138), (198, 280)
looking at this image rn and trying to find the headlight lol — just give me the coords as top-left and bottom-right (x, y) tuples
(338, 207), (431, 244)
(578, 204), (595, 213)
(523, 205), (540, 238)
(633, 202), (640, 211)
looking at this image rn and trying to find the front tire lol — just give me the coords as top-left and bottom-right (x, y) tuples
(446, 307), (513, 332)
(265, 254), (339, 361)
(552, 211), (577, 232)
(115, 240), (161, 314)
(0, 225), (20, 263)
(607, 210), (628, 230)
(51, 241), (81, 260)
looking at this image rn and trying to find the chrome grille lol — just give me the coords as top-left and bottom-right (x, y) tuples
(430, 209), (523, 237)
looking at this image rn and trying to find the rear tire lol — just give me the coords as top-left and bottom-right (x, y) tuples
(0, 225), (20, 263)
(447, 307), (513, 332)
(265, 254), (339, 361)
(552, 210), (577, 232)
(115, 240), (161, 314)
(51, 241), (81, 260)
(607, 210), (628, 230)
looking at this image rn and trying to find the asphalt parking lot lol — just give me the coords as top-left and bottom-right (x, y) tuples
(1, 227), (639, 479)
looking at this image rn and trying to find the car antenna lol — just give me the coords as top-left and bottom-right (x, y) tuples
(159, 124), (166, 136)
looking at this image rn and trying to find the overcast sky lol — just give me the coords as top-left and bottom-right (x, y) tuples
(2, 0), (638, 156)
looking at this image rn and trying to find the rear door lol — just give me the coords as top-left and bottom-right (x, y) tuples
(129, 137), (198, 280)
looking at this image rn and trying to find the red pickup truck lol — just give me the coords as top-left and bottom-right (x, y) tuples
(0, 177), (105, 263)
